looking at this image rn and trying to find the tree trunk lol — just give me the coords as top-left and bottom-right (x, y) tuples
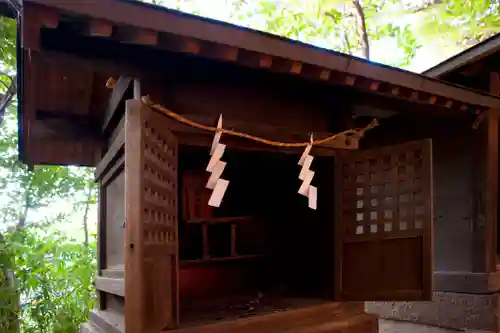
(0, 232), (20, 333)
(16, 180), (32, 231)
(351, 0), (370, 60)
(82, 185), (93, 247)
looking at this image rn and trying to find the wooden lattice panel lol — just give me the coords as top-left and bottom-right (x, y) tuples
(125, 100), (179, 333)
(335, 139), (433, 301)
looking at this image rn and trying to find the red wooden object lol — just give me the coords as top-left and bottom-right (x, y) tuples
(182, 171), (213, 221)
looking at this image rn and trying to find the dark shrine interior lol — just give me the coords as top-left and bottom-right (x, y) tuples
(177, 146), (335, 325)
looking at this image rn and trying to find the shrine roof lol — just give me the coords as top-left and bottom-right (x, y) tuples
(423, 34), (500, 92)
(10, 0), (500, 166)
(424, 34), (500, 79)
(19, 0), (500, 112)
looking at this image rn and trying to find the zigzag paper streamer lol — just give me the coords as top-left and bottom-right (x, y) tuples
(298, 135), (317, 210)
(206, 115), (229, 207)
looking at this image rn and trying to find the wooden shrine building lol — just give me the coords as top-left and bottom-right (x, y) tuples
(366, 34), (500, 332)
(12, 1), (500, 332)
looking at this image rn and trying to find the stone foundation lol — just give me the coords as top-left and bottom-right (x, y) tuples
(366, 292), (498, 332)
(379, 319), (494, 333)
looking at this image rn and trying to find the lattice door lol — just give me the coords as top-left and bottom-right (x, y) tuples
(335, 139), (433, 301)
(124, 100), (179, 332)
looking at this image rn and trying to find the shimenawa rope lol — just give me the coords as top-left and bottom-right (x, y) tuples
(141, 96), (378, 148)
(107, 76), (378, 147)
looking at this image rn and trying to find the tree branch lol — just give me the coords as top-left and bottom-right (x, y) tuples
(0, 74), (16, 125)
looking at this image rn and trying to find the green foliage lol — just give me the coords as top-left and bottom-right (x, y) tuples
(417, 0), (500, 46)
(0, 17), (16, 70)
(139, 0), (423, 66)
(0, 14), (97, 332)
(1, 227), (97, 333)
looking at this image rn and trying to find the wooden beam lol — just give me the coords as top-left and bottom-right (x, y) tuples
(115, 26), (158, 46)
(154, 112), (358, 150)
(102, 76), (132, 133)
(85, 19), (114, 38)
(34, 110), (100, 138)
(101, 155), (125, 188)
(22, 3), (59, 49)
(95, 128), (125, 181)
(94, 276), (124, 297)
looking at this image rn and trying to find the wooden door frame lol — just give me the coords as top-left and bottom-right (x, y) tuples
(485, 109), (500, 272)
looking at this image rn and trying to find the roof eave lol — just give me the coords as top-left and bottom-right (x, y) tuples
(22, 0), (500, 113)
(423, 34), (500, 78)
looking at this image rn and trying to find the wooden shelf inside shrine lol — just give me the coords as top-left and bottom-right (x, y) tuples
(181, 215), (265, 266)
(181, 170), (264, 265)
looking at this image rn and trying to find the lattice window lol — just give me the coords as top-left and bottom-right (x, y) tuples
(125, 101), (180, 331)
(340, 145), (427, 239)
(335, 139), (433, 301)
(141, 120), (178, 248)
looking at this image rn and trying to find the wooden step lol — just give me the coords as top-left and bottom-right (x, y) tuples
(90, 310), (124, 333)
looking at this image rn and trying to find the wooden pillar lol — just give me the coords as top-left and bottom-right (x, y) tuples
(486, 72), (500, 272)
(484, 109), (499, 272)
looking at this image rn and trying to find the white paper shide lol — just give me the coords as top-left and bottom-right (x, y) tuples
(298, 135), (317, 210)
(206, 115), (229, 207)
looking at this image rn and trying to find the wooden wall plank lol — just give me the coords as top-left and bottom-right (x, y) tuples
(95, 128), (124, 181)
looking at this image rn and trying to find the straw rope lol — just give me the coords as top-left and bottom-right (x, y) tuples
(141, 95), (378, 148)
(107, 76), (378, 148)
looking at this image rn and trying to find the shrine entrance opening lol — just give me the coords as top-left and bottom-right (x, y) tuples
(178, 146), (336, 326)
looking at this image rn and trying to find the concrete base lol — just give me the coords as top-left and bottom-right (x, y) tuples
(380, 319), (494, 333)
(366, 292), (499, 332)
